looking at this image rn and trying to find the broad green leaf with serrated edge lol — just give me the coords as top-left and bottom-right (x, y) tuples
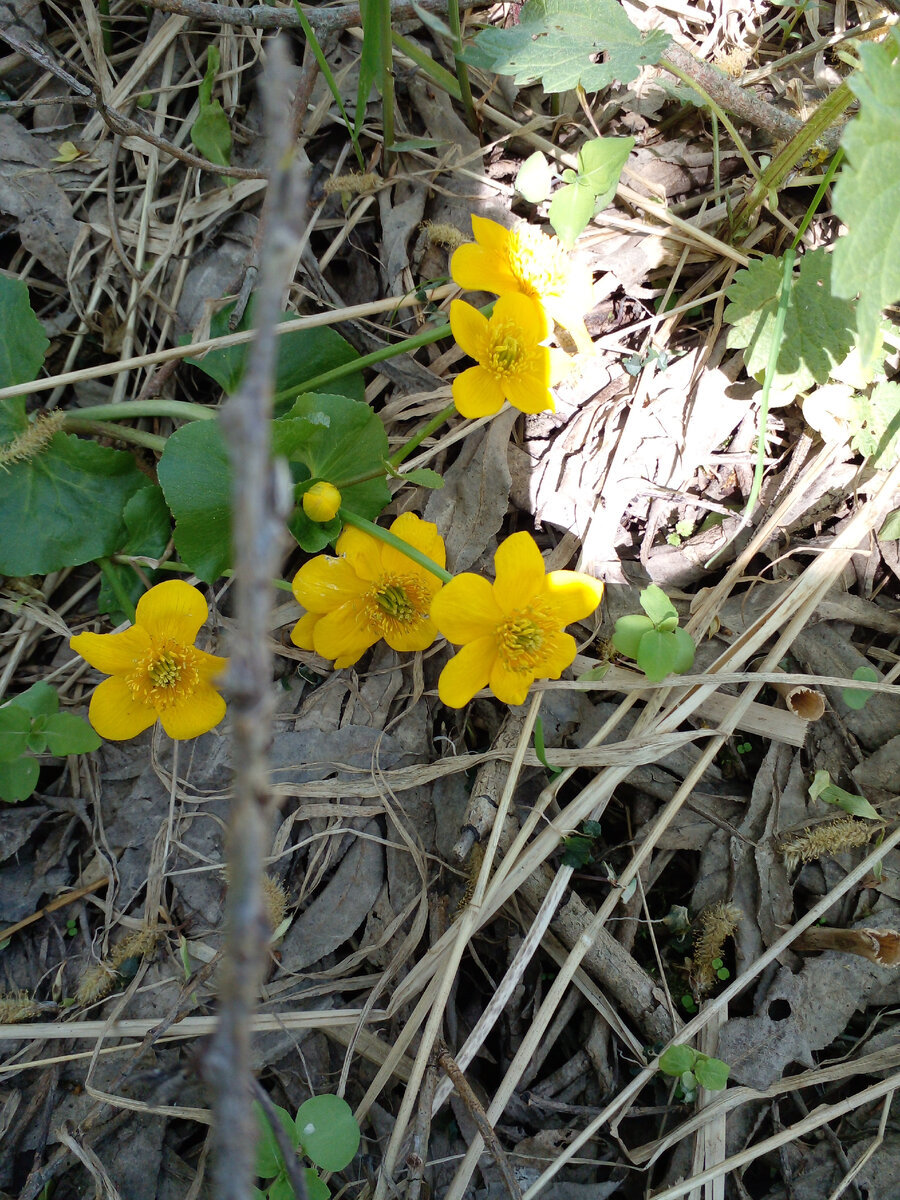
(516, 151), (554, 203)
(725, 250), (857, 401)
(186, 301), (364, 406)
(463, 0), (670, 94)
(0, 276), (48, 401)
(548, 180), (595, 248)
(832, 29), (900, 361)
(659, 1045), (695, 1077)
(97, 484), (172, 624)
(0, 755), (39, 803)
(296, 1094), (360, 1172)
(851, 382), (900, 467)
(0, 428), (148, 576)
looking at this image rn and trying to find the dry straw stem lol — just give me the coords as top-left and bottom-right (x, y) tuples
(770, 666), (825, 721)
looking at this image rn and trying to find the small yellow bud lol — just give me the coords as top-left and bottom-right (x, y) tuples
(302, 481), (342, 523)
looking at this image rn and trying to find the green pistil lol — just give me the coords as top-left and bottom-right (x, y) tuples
(490, 333), (521, 373)
(376, 584), (414, 621)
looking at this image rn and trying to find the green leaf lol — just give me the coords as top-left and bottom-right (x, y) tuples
(534, 716), (562, 777)
(561, 833), (593, 868)
(190, 46), (234, 181)
(842, 665), (880, 710)
(0, 707), (31, 762)
(97, 485), (172, 623)
(832, 29), (900, 362)
(583, 820), (602, 837)
(548, 179), (595, 248)
(693, 1055), (730, 1091)
(186, 301), (364, 405)
(0, 431), (147, 575)
(396, 467), (444, 489)
(639, 584), (678, 628)
(157, 419), (233, 583)
(668, 625), (696, 675)
(809, 769), (880, 820)
(612, 613), (654, 660)
(267, 1176), (295, 1200)
(304, 1168), (331, 1200)
(464, 0), (671, 94)
(0, 276), (49, 400)
(279, 394), (390, 553)
(296, 1094), (360, 1172)
(658, 1045), (696, 1077)
(254, 1101), (299, 1180)
(637, 629), (692, 683)
(8, 682), (59, 719)
(41, 712), (102, 756)
(0, 755), (39, 803)
(724, 250), (858, 401)
(516, 151), (554, 203)
(576, 136), (634, 210)
(878, 508), (900, 540)
(851, 382), (900, 467)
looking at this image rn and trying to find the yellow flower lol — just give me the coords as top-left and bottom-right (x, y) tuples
(291, 512), (446, 668)
(430, 532), (604, 707)
(302, 481), (342, 523)
(70, 580), (228, 741)
(451, 215), (594, 351)
(450, 294), (561, 418)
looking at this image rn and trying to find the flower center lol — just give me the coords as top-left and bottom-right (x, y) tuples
(366, 575), (431, 636)
(508, 226), (569, 300)
(497, 603), (557, 673)
(489, 329), (523, 374)
(128, 641), (200, 711)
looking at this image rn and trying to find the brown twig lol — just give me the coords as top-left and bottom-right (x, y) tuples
(145, 0), (464, 33)
(436, 1042), (523, 1200)
(206, 35), (302, 1200)
(0, 877), (109, 943)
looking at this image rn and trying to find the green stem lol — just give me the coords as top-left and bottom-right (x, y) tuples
(280, 314), (453, 401)
(66, 399), (217, 424)
(110, 555), (295, 592)
(391, 31), (462, 101)
(445, 0), (478, 136)
(98, 558), (137, 623)
(378, 0), (395, 160)
(63, 418), (168, 453)
(389, 402), (456, 468)
(293, 0), (365, 168)
(338, 508), (453, 582)
(662, 58), (757, 178)
(792, 148), (844, 248)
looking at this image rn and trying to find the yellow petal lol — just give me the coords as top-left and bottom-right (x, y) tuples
(544, 571), (605, 624)
(430, 574), (502, 644)
(438, 637), (496, 707)
(450, 299), (490, 361)
(292, 555), (367, 613)
(135, 580), (209, 646)
(382, 513), (446, 577)
(196, 649), (229, 684)
(488, 658), (534, 707)
(313, 601), (378, 667)
(290, 611), (321, 650)
(88, 676), (157, 740)
(158, 682), (226, 740)
(493, 533), (546, 613)
(471, 215), (512, 254)
(503, 370), (554, 415)
(493, 292), (549, 342)
(386, 615), (439, 654)
(451, 242), (519, 296)
(70, 626), (149, 676)
(453, 365), (506, 419)
(335, 526), (384, 582)
(538, 630), (579, 678)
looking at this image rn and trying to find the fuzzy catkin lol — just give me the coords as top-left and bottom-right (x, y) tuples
(0, 990), (42, 1023)
(781, 817), (875, 873)
(0, 411), (66, 469)
(75, 927), (161, 1006)
(262, 874), (289, 933)
(691, 902), (742, 996)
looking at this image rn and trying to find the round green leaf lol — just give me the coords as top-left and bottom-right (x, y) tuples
(9, 682), (59, 719)
(0, 755), (40, 803)
(668, 625), (696, 675)
(612, 613), (653, 660)
(0, 707), (31, 762)
(636, 629), (687, 682)
(515, 151), (553, 203)
(694, 1055), (730, 1090)
(0, 275), (49, 397)
(842, 665), (880, 711)
(296, 1094), (360, 1172)
(548, 179), (595, 248)
(157, 419), (232, 583)
(0, 433), (147, 576)
(639, 584), (678, 628)
(305, 1169), (331, 1200)
(658, 1044), (695, 1077)
(254, 1101), (299, 1180)
(42, 712), (102, 756)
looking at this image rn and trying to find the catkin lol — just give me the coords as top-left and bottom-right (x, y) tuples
(691, 902), (742, 995)
(780, 817), (875, 873)
(0, 990), (42, 1023)
(0, 411), (66, 470)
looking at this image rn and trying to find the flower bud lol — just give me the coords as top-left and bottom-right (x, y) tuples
(302, 481), (342, 523)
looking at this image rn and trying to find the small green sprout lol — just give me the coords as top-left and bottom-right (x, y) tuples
(612, 585), (696, 683)
(658, 1045), (730, 1103)
(0, 682), (100, 803)
(255, 1094), (361, 1200)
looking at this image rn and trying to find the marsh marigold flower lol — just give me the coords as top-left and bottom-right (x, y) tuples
(451, 215), (594, 352)
(70, 580), (228, 741)
(302, 481), (342, 523)
(430, 532), (604, 707)
(450, 294), (561, 418)
(291, 512), (446, 667)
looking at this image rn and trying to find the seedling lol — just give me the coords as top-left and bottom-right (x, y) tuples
(658, 1045), (730, 1103)
(612, 584), (695, 683)
(842, 665), (880, 710)
(0, 682), (100, 803)
(560, 820), (603, 868)
(809, 769), (879, 820)
(514, 137), (634, 247)
(255, 1094), (361, 1200)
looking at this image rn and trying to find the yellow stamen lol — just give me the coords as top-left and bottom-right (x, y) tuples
(507, 226), (570, 300)
(129, 642), (200, 710)
(497, 604), (556, 673)
(365, 575), (431, 637)
(489, 328), (523, 374)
